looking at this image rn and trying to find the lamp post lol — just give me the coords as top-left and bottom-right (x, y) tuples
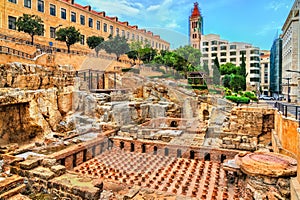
(283, 77), (292, 103)
(53, 24), (62, 52)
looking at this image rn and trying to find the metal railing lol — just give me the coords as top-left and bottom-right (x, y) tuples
(274, 102), (300, 127)
(0, 45), (35, 60)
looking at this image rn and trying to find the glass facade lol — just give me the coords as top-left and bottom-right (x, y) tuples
(270, 38), (282, 96)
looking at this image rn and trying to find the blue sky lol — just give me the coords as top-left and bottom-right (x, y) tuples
(76, 0), (294, 50)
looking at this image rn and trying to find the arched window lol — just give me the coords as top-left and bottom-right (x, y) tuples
(153, 146), (158, 155)
(130, 143), (135, 152)
(204, 153), (210, 161)
(164, 148), (169, 156)
(120, 141), (124, 150)
(177, 149), (182, 158)
(190, 150), (195, 159)
(142, 144), (146, 153)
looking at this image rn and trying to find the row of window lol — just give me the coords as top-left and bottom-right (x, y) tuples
(8, 16), (167, 49)
(7, 0), (168, 49)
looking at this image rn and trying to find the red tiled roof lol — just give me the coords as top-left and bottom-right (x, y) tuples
(191, 2), (201, 17)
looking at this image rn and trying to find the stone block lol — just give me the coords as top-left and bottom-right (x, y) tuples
(30, 167), (55, 180)
(50, 165), (66, 176)
(19, 159), (39, 170)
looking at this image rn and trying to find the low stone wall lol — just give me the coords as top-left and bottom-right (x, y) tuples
(0, 62), (75, 89)
(111, 137), (241, 163)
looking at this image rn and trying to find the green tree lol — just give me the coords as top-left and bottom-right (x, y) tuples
(220, 63), (240, 75)
(99, 35), (130, 61)
(15, 14), (44, 45)
(126, 50), (138, 64)
(175, 45), (201, 67)
(222, 74), (231, 88)
(87, 36), (104, 57)
(212, 57), (220, 85)
(239, 52), (247, 90)
(55, 26), (81, 53)
(230, 74), (245, 92)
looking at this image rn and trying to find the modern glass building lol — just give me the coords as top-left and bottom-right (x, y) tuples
(269, 38), (282, 98)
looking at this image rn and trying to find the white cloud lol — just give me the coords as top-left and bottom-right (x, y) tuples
(266, 1), (289, 11)
(147, 5), (160, 11)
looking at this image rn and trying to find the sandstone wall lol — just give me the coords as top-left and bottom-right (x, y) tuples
(221, 108), (275, 151)
(273, 111), (298, 157)
(0, 62), (76, 144)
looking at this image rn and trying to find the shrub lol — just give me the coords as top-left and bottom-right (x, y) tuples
(225, 96), (250, 104)
(122, 68), (140, 74)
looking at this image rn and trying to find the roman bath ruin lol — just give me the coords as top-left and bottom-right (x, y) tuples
(0, 56), (297, 200)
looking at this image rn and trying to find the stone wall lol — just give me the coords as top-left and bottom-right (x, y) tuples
(273, 110), (298, 157)
(111, 137), (241, 163)
(222, 108), (274, 151)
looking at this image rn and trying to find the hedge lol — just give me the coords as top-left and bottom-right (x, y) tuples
(225, 96), (250, 103)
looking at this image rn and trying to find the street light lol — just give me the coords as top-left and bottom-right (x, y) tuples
(51, 24), (62, 52)
(283, 77), (292, 103)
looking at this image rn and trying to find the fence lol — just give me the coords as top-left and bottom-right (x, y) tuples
(0, 45), (35, 60)
(274, 102), (300, 127)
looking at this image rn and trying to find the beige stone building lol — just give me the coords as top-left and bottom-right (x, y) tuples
(260, 50), (270, 96)
(0, 0), (169, 52)
(281, 0), (300, 103)
(200, 34), (261, 90)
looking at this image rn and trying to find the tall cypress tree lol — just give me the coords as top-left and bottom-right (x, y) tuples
(239, 52), (247, 90)
(212, 56), (220, 85)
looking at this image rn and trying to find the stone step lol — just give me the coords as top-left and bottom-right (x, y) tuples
(0, 184), (26, 199)
(0, 175), (24, 194)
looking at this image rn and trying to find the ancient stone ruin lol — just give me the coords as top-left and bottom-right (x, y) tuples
(0, 62), (297, 200)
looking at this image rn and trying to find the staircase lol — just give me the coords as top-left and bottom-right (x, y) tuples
(0, 175), (26, 199)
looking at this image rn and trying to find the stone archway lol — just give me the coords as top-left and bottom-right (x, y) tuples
(203, 110), (210, 121)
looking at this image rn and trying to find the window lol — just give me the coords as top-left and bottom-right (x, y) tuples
(96, 21), (100, 30)
(80, 35), (85, 45)
(24, 0), (31, 8)
(110, 25), (113, 35)
(230, 51), (236, 56)
(88, 18), (93, 28)
(250, 63), (260, 68)
(251, 49), (259, 54)
(202, 48), (208, 52)
(240, 50), (246, 55)
(132, 33), (135, 40)
(221, 52), (226, 56)
(211, 40), (218, 45)
(39, 25), (44, 36)
(122, 30), (125, 37)
(230, 45), (236, 49)
(211, 47), (217, 51)
(50, 4), (56, 16)
(61, 8), (66, 20)
(141, 36), (143, 43)
(50, 27), (56, 38)
(103, 23), (107, 32)
(8, 0), (17, 4)
(250, 56), (259, 61)
(221, 58), (226, 62)
(116, 28), (119, 36)
(220, 46), (227, 50)
(203, 42), (209, 46)
(37, 0), (44, 12)
(230, 58), (236, 62)
(250, 78), (260, 82)
(202, 54), (208, 58)
(250, 70), (260, 74)
(211, 53), (217, 57)
(71, 12), (76, 23)
(80, 15), (85, 25)
(8, 16), (16, 30)
(127, 32), (130, 39)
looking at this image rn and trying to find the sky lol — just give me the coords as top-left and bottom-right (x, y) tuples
(76, 0), (294, 50)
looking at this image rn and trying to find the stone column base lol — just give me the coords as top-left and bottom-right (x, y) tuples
(291, 178), (300, 200)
